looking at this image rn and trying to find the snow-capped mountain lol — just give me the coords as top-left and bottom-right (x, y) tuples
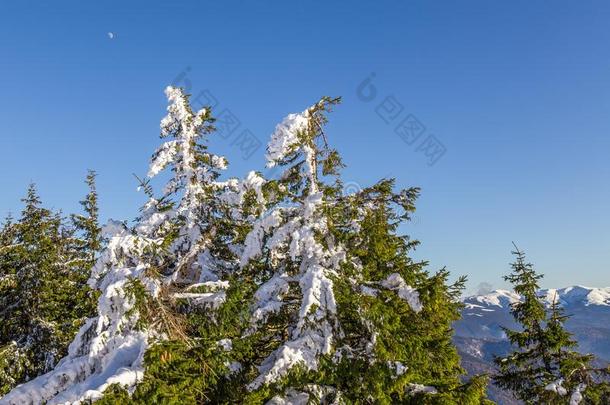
(454, 286), (610, 404)
(456, 286), (610, 349)
(466, 286), (610, 312)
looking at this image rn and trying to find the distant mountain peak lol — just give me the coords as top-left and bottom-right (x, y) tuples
(455, 285), (610, 404)
(464, 286), (610, 309)
(540, 286), (610, 307)
(464, 289), (520, 310)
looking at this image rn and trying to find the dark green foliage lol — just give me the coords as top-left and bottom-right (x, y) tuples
(0, 178), (100, 395)
(20, 90), (610, 404)
(100, 97), (493, 404)
(494, 246), (610, 404)
(98, 276), (261, 404)
(71, 170), (102, 265)
(314, 179), (491, 404)
(0, 94), (494, 403)
(148, 99), (489, 403)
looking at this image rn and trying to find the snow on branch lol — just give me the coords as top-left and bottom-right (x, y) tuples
(380, 273), (423, 313)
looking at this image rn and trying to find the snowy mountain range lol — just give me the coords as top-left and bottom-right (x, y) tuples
(453, 286), (610, 403)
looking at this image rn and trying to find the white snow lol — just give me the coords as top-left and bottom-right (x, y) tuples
(360, 285), (379, 297)
(266, 112), (310, 167)
(185, 280), (230, 291)
(2, 222), (159, 405)
(243, 105), (349, 390)
(540, 286), (610, 307)
(173, 291), (227, 309)
(266, 389), (310, 405)
(388, 361), (408, 376)
(148, 140), (179, 177)
(466, 289), (521, 309)
(1, 90), (444, 403)
(545, 382), (587, 405)
(250, 273), (290, 325)
(380, 273), (422, 313)
(406, 383), (438, 395)
(240, 210), (283, 267)
(570, 383), (586, 405)
(1, 87), (234, 404)
(544, 379), (567, 396)
(217, 339), (232, 351)
(464, 286), (610, 312)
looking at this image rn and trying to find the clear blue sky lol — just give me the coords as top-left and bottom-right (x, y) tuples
(1, 1), (610, 293)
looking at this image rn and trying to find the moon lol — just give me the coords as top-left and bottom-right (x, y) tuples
(108, 32), (115, 39)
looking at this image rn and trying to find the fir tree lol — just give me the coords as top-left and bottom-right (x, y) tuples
(64, 170), (101, 332)
(324, 179), (491, 404)
(97, 87), (254, 403)
(2, 88), (491, 404)
(494, 245), (610, 404)
(0, 185), (66, 380)
(1, 87), (243, 403)
(0, 213), (27, 396)
(71, 170), (102, 266)
(0, 183), (98, 395)
(230, 98), (490, 403)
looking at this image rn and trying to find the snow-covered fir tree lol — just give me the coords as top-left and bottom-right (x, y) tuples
(1, 88), (492, 404)
(229, 97), (491, 403)
(93, 89), (267, 403)
(0, 87), (238, 404)
(233, 97), (351, 400)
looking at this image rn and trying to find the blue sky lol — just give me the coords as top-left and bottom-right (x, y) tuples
(1, 1), (610, 293)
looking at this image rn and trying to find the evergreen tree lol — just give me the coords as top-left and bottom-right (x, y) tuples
(227, 98), (490, 403)
(325, 179), (490, 404)
(0, 178), (99, 392)
(1, 87), (243, 404)
(2, 89), (490, 404)
(96, 87), (255, 403)
(71, 170), (102, 266)
(0, 185), (66, 385)
(0, 213), (27, 395)
(494, 245), (610, 404)
(63, 170), (101, 334)
(0, 183), (98, 395)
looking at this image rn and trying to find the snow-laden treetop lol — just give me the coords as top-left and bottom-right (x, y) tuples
(2, 87), (437, 405)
